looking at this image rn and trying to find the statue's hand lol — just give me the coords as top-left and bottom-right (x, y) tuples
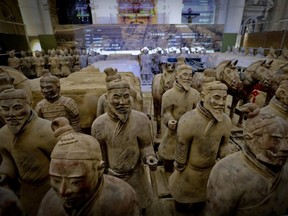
(168, 120), (177, 130)
(145, 155), (158, 171)
(174, 161), (185, 172)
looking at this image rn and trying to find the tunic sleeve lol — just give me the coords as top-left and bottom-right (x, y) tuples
(91, 119), (109, 171)
(161, 92), (175, 126)
(218, 117), (234, 158)
(34, 101), (44, 118)
(174, 112), (194, 164)
(96, 94), (107, 117)
(137, 115), (156, 160)
(65, 98), (81, 132)
(0, 149), (18, 181)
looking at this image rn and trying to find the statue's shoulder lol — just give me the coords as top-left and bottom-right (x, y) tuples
(92, 113), (109, 126)
(178, 109), (198, 124)
(0, 125), (13, 145)
(102, 175), (139, 211)
(222, 112), (232, 123)
(131, 109), (149, 119)
(35, 99), (47, 107)
(212, 151), (243, 176)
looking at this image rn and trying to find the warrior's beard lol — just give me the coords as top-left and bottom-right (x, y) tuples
(181, 82), (191, 91)
(177, 79), (191, 91)
(210, 109), (224, 122)
(204, 101), (224, 122)
(108, 103), (131, 123)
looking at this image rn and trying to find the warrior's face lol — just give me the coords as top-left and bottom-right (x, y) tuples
(40, 82), (60, 100)
(50, 159), (100, 209)
(107, 87), (131, 122)
(248, 122), (288, 167)
(0, 98), (31, 134)
(176, 69), (192, 91)
(202, 89), (227, 122)
(279, 87), (288, 106)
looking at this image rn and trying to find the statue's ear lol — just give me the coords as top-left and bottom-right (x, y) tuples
(260, 60), (266, 66)
(232, 60), (238, 67)
(278, 89), (286, 99)
(267, 60), (273, 66)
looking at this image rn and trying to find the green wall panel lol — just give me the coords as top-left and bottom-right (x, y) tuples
(221, 33), (237, 52)
(38, 34), (58, 51)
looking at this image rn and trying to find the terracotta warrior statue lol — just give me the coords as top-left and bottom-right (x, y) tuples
(140, 48), (152, 84)
(79, 49), (88, 68)
(158, 64), (200, 172)
(7, 50), (21, 72)
(206, 113), (288, 216)
(169, 81), (235, 213)
(0, 73), (14, 128)
(0, 132), (25, 216)
(91, 78), (158, 213)
(260, 80), (288, 120)
(266, 46), (277, 59)
(97, 68), (139, 117)
(20, 51), (33, 78)
(59, 49), (71, 77)
(0, 186), (25, 216)
(33, 50), (45, 77)
(35, 70), (81, 132)
(48, 50), (61, 77)
(38, 117), (140, 216)
(0, 88), (57, 216)
(277, 47), (288, 61)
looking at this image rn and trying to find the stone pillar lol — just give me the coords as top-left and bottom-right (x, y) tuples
(90, 0), (118, 24)
(18, 0), (53, 36)
(224, 0), (245, 34)
(18, 0), (54, 51)
(214, 0), (229, 25)
(219, 0), (245, 51)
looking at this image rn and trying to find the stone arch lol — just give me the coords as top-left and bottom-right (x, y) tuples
(242, 16), (257, 34)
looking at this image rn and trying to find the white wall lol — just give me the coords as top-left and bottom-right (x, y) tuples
(224, 0), (245, 33)
(90, 0), (118, 24)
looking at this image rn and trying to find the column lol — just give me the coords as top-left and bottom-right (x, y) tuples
(219, 0), (245, 51)
(18, 0), (55, 51)
(18, 0), (53, 36)
(214, 0), (229, 25)
(224, 0), (245, 33)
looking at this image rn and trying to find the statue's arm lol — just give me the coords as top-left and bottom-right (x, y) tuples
(161, 93), (176, 129)
(99, 140), (109, 173)
(0, 149), (19, 191)
(65, 99), (81, 132)
(91, 122), (109, 172)
(34, 102), (44, 118)
(138, 116), (157, 170)
(218, 118), (236, 159)
(96, 94), (106, 117)
(174, 114), (193, 166)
